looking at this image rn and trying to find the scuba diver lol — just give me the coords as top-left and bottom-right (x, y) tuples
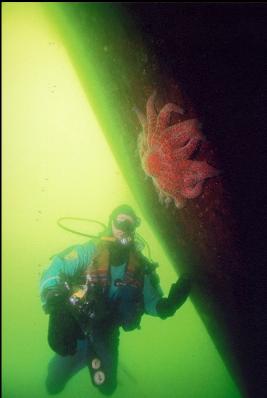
(40, 204), (191, 395)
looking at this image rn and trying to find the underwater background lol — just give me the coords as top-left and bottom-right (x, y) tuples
(3, 3), (243, 398)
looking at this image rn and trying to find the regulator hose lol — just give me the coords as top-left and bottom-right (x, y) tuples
(57, 217), (107, 239)
(57, 217), (152, 260)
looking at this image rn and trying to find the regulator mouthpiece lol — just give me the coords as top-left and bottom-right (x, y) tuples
(119, 236), (133, 246)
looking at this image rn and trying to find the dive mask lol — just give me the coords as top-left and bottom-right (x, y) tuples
(113, 218), (136, 234)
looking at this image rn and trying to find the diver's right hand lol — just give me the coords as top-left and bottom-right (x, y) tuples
(43, 283), (70, 314)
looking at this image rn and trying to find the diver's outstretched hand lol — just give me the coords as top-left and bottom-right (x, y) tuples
(156, 274), (191, 319)
(168, 274), (191, 307)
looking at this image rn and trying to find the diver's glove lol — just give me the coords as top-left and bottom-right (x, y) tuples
(156, 274), (191, 319)
(43, 283), (70, 314)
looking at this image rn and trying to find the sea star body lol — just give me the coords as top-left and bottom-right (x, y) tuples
(135, 92), (220, 208)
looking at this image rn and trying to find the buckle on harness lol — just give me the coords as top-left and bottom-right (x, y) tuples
(114, 278), (125, 287)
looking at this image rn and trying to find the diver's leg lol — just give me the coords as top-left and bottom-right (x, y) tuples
(88, 326), (120, 395)
(45, 339), (88, 395)
(48, 308), (83, 356)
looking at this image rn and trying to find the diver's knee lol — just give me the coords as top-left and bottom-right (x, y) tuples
(45, 378), (66, 395)
(97, 382), (117, 396)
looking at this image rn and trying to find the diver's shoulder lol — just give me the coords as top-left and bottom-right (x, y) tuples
(60, 240), (97, 258)
(80, 239), (98, 253)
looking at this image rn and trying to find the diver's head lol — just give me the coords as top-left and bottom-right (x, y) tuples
(108, 205), (141, 247)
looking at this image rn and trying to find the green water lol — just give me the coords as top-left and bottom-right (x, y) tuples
(3, 3), (242, 398)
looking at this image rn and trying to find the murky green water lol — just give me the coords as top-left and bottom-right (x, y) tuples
(3, 3), (241, 398)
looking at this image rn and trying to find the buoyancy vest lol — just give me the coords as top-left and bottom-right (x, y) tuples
(84, 239), (148, 330)
(87, 239), (145, 289)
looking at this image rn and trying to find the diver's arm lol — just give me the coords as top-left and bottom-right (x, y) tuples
(156, 275), (191, 319)
(39, 242), (96, 309)
(40, 254), (72, 312)
(142, 254), (191, 319)
(143, 268), (164, 316)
